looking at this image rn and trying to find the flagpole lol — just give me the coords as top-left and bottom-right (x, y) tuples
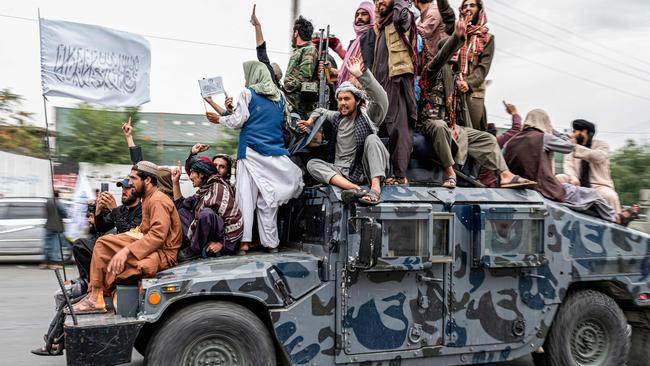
(39, 8), (68, 280)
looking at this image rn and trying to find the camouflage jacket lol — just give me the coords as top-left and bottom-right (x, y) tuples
(283, 43), (318, 116)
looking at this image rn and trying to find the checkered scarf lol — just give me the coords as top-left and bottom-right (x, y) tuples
(456, 8), (491, 77)
(327, 111), (375, 184)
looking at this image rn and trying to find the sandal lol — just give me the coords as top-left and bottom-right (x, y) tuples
(442, 176), (457, 189)
(237, 243), (250, 256)
(384, 177), (408, 186)
(31, 344), (62, 356)
(341, 188), (368, 203)
(67, 297), (107, 314)
(358, 190), (382, 206)
(500, 175), (537, 189)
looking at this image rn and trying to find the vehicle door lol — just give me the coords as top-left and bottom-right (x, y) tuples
(449, 203), (550, 348)
(0, 201), (47, 255)
(338, 203), (454, 362)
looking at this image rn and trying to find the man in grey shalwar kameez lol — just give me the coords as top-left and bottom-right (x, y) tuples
(298, 56), (389, 205)
(504, 109), (616, 222)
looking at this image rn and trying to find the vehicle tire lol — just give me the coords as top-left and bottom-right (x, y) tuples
(144, 301), (276, 366)
(539, 290), (629, 366)
(628, 325), (650, 366)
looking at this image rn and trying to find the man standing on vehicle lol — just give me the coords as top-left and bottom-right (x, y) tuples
(72, 161), (182, 313)
(284, 16), (319, 118)
(41, 190), (67, 269)
(373, 0), (418, 186)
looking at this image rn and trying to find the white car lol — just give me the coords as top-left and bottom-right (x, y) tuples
(0, 197), (71, 260)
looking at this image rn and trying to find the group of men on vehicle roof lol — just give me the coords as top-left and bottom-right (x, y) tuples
(33, 0), (628, 357)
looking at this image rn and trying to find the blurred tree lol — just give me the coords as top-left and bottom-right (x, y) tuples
(0, 88), (34, 125)
(213, 126), (239, 158)
(611, 140), (650, 206)
(57, 104), (157, 164)
(0, 88), (46, 158)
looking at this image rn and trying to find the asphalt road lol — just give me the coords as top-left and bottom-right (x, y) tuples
(0, 263), (532, 366)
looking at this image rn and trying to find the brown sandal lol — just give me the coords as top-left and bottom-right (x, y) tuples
(358, 190), (382, 206)
(442, 176), (457, 189)
(68, 297), (107, 314)
(500, 175), (537, 189)
(384, 177), (408, 186)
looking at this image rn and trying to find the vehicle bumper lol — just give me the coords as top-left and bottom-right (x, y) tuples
(64, 313), (144, 366)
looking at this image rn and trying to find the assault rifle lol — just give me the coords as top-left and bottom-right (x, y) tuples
(317, 25), (331, 109)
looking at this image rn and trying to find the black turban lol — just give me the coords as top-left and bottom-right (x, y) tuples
(190, 159), (217, 177)
(572, 119), (596, 134)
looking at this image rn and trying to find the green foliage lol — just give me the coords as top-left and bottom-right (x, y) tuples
(213, 126), (239, 158)
(0, 125), (47, 158)
(611, 140), (650, 206)
(0, 88), (45, 158)
(57, 104), (157, 164)
(0, 88), (34, 125)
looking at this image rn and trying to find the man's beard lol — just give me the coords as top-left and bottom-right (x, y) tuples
(355, 19), (370, 26)
(379, 3), (394, 17)
(122, 193), (138, 206)
(576, 134), (585, 145)
(132, 184), (145, 198)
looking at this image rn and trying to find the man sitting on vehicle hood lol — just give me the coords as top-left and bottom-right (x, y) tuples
(71, 161), (182, 314)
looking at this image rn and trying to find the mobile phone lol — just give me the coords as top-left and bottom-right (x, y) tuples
(100, 183), (109, 192)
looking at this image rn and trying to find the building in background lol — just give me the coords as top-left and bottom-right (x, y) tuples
(54, 107), (239, 165)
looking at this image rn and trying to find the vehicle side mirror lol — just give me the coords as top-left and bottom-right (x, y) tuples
(352, 218), (382, 269)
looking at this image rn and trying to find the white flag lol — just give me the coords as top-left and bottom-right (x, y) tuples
(39, 18), (151, 107)
(198, 76), (225, 97)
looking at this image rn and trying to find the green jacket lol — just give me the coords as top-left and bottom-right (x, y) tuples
(283, 43), (318, 116)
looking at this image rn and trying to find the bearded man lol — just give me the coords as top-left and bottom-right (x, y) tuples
(298, 56), (389, 205)
(456, 0), (494, 131)
(372, 0), (418, 186)
(337, 1), (376, 86)
(72, 161), (182, 313)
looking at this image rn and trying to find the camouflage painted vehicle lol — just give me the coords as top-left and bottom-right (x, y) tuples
(64, 186), (650, 366)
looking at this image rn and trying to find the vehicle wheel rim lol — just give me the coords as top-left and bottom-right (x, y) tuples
(571, 319), (609, 365)
(183, 336), (241, 366)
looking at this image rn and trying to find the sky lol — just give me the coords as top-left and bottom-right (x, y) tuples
(1, 0), (649, 150)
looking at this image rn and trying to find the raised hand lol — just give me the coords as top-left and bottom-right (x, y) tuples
(121, 116), (133, 138)
(225, 96), (234, 113)
(206, 112), (220, 124)
(250, 4), (260, 26)
(454, 18), (467, 38)
(172, 161), (182, 183)
(504, 103), (517, 116)
(346, 55), (364, 78)
(191, 143), (209, 155)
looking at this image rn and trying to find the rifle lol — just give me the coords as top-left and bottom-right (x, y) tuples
(317, 25), (331, 109)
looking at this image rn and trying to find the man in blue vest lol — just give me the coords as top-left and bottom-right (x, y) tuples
(206, 61), (303, 254)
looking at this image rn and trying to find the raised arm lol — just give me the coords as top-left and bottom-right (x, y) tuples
(437, 0), (456, 35)
(573, 140), (609, 164)
(427, 20), (466, 75)
(171, 161), (183, 202)
(346, 56), (388, 126)
(122, 116), (143, 164)
(209, 89), (252, 129)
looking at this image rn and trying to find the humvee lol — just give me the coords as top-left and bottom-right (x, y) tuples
(63, 186), (650, 366)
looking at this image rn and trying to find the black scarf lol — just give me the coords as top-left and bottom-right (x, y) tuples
(579, 133), (594, 188)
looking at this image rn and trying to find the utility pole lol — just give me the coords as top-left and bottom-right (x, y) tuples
(290, 0), (300, 46)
